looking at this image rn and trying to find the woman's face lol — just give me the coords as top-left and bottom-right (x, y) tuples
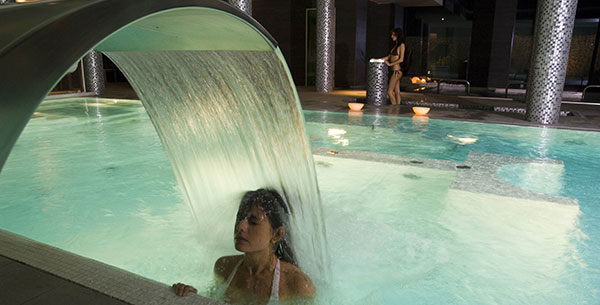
(391, 32), (397, 41)
(234, 203), (275, 253)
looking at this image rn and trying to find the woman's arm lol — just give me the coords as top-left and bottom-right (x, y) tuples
(172, 255), (240, 297)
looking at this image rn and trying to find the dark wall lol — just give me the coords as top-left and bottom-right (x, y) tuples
(289, 0), (309, 85)
(404, 8), (427, 76)
(253, 0), (313, 85)
(252, 1), (292, 64)
(365, 3), (407, 85)
(336, 0), (368, 88)
(249, 0), (599, 89)
(394, 5), (404, 29)
(467, 0), (517, 88)
(366, 2), (395, 63)
(354, 0), (368, 87)
(253, 0), (401, 89)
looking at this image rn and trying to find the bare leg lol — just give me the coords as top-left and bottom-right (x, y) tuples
(387, 73), (400, 105)
(394, 71), (403, 104)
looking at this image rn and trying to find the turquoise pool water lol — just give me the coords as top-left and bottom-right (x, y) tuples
(1, 99), (599, 304)
(305, 110), (600, 303)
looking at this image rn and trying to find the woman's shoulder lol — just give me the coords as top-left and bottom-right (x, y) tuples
(279, 261), (316, 297)
(214, 255), (243, 280)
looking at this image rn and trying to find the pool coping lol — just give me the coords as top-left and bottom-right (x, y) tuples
(0, 229), (226, 305)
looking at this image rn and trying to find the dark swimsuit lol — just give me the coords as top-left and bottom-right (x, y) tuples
(390, 47), (403, 74)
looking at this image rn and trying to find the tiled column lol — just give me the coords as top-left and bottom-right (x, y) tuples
(316, 0), (335, 92)
(0, 0), (15, 5)
(83, 50), (105, 96)
(228, 0), (252, 16)
(525, 0), (578, 124)
(367, 59), (388, 105)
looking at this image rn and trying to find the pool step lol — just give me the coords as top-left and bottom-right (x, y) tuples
(312, 147), (578, 206)
(451, 152), (577, 205)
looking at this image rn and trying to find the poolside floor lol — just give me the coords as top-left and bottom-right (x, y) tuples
(97, 82), (600, 131)
(296, 87), (600, 131)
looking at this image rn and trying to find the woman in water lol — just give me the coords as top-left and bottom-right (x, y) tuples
(173, 188), (315, 304)
(381, 28), (406, 105)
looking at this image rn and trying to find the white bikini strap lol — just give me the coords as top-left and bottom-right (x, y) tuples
(270, 258), (280, 300)
(226, 258), (244, 286)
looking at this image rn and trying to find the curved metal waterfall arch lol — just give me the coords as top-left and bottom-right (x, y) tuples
(0, 0), (278, 171)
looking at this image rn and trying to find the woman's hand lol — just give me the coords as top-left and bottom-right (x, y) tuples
(384, 59), (392, 66)
(172, 282), (198, 296)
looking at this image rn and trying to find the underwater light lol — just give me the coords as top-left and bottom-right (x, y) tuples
(328, 128), (347, 138)
(447, 134), (478, 145)
(334, 139), (349, 146)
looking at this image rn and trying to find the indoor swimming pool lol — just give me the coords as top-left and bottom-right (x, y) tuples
(1, 98), (599, 304)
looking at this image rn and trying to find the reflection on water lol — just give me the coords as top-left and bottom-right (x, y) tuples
(497, 162), (565, 196)
(411, 115), (429, 131)
(534, 126), (552, 159)
(347, 110), (363, 124)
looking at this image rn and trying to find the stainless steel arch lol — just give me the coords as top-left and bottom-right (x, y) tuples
(0, 0), (278, 171)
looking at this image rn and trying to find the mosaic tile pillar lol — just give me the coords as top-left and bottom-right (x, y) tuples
(83, 50), (105, 96)
(0, 0), (15, 4)
(525, 0), (578, 124)
(316, 0), (335, 93)
(367, 59), (388, 106)
(228, 0), (251, 15)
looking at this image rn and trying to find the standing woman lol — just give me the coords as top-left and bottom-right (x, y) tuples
(382, 28), (405, 105)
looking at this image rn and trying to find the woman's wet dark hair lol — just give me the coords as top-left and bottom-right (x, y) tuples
(237, 188), (297, 265)
(390, 27), (405, 56)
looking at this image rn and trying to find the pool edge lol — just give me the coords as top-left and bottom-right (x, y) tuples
(0, 229), (226, 305)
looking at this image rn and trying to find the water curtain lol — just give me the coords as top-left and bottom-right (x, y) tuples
(106, 50), (330, 287)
